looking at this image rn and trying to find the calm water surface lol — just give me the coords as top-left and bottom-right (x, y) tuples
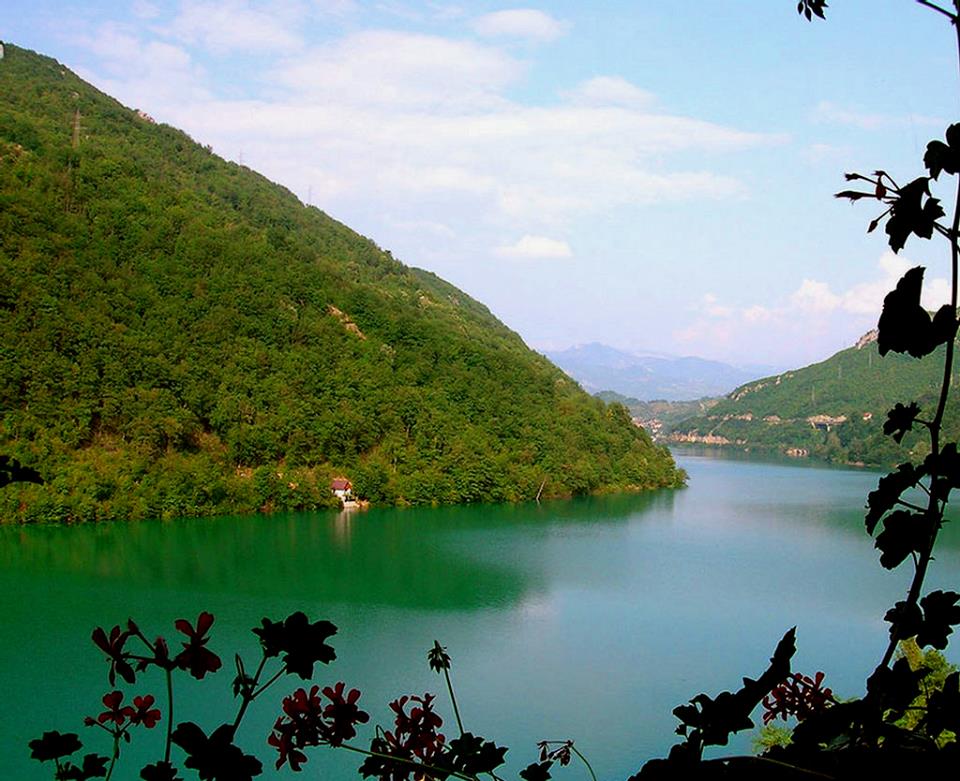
(3, 450), (960, 780)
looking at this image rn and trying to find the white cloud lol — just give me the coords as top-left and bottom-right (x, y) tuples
(71, 23), (780, 254)
(813, 100), (944, 130)
(167, 0), (304, 54)
(495, 235), (572, 259)
(564, 76), (655, 109)
(312, 0), (359, 14)
(74, 24), (208, 111)
(132, 0), (160, 19)
(270, 30), (521, 109)
(673, 252), (952, 365)
(472, 9), (567, 42)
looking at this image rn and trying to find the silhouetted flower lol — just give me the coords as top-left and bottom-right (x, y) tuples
(92, 625), (135, 686)
(28, 731), (82, 762)
(174, 612), (222, 680)
(358, 693), (446, 779)
(96, 691), (129, 727)
(269, 683), (370, 770)
(537, 740), (573, 766)
(267, 719), (308, 771)
(321, 682), (369, 746)
(128, 695), (162, 729)
(427, 641), (450, 673)
(762, 671), (835, 724)
(171, 722), (262, 781)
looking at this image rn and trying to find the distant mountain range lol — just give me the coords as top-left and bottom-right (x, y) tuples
(545, 343), (780, 401)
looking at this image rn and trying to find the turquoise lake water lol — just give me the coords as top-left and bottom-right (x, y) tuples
(2, 449), (959, 780)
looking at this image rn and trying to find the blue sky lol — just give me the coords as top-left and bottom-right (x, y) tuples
(2, 1), (958, 368)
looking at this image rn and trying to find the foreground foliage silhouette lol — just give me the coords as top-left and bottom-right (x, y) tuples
(22, 1), (960, 779)
(28, 611), (596, 781)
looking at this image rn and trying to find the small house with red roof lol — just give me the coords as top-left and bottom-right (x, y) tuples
(330, 477), (353, 500)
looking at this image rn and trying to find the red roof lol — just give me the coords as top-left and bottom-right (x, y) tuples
(331, 477), (351, 491)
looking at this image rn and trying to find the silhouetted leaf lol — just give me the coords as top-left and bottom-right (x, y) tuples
(835, 189), (873, 201)
(917, 590), (960, 649)
(884, 600), (923, 641)
(923, 442), (960, 502)
(877, 266), (946, 357)
(924, 123), (960, 180)
(171, 722), (262, 781)
(931, 302), (958, 344)
(924, 671), (960, 736)
(883, 402), (922, 444)
(865, 463), (926, 535)
(59, 754), (110, 780)
(671, 628), (796, 749)
(884, 178), (943, 253)
(874, 510), (930, 569)
(797, 0), (828, 21)
(253, 612), (336, 679)
(520, 761), (553, 781)
(443, 733), (508, 776)
(866, 658), (926, 719)
(28, 731), (82, 762)
(140, 762), (183, 781)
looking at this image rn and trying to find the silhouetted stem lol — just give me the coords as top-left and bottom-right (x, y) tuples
(338, 743), (476, 781)
(917, 1), (958, 23)
(702, 754), (836, 779)
(232, 656), (269, 730)
(877, 24), (960, 668)
(104, 733), (121, 781)
(442, 666), (465, 736)
(570, 744), (599, 781)
(164, 668), (173, 764)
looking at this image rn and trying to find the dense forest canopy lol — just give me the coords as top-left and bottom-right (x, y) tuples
(0, 44), (683, 522)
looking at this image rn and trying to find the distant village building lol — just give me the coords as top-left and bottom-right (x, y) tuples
(330, 477), (353, 500)
(0, 42), (6, 60)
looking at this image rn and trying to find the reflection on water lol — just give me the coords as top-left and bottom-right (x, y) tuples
(0, 489), (678, 610)
(2, 452), (958, 781)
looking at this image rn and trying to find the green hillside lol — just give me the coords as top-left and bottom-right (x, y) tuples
(666, 330), (958, 465)
(0, 44), (683, 522)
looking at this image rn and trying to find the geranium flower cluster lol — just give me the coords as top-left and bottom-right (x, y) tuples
(762, 671), (836, 724)
(358, 694), (446, 781)
(269, 683), (370, 770)
(91, 612), (222, 684)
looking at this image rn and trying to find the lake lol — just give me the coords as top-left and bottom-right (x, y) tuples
(3, 449), (959, 780)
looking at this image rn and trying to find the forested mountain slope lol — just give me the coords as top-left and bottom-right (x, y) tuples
(666, 330), (958, 465)
(0, 44), (683, 522)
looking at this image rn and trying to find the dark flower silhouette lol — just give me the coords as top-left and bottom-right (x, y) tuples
(95, 691), (130, 727)
(269, 683), (369, 770)
(91, 625), (135, 686)
(174, 612), (222, 679)
(427, 641), (450, 673)
(171, 722), (262, 781)
(268, 718), (308, 771)
(321, 682), (369, 745)
(28, 731), (82, 762)
(359, 693), (446, 780)
(762, 671), (835, 724)
(128, 695), (162, 729)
